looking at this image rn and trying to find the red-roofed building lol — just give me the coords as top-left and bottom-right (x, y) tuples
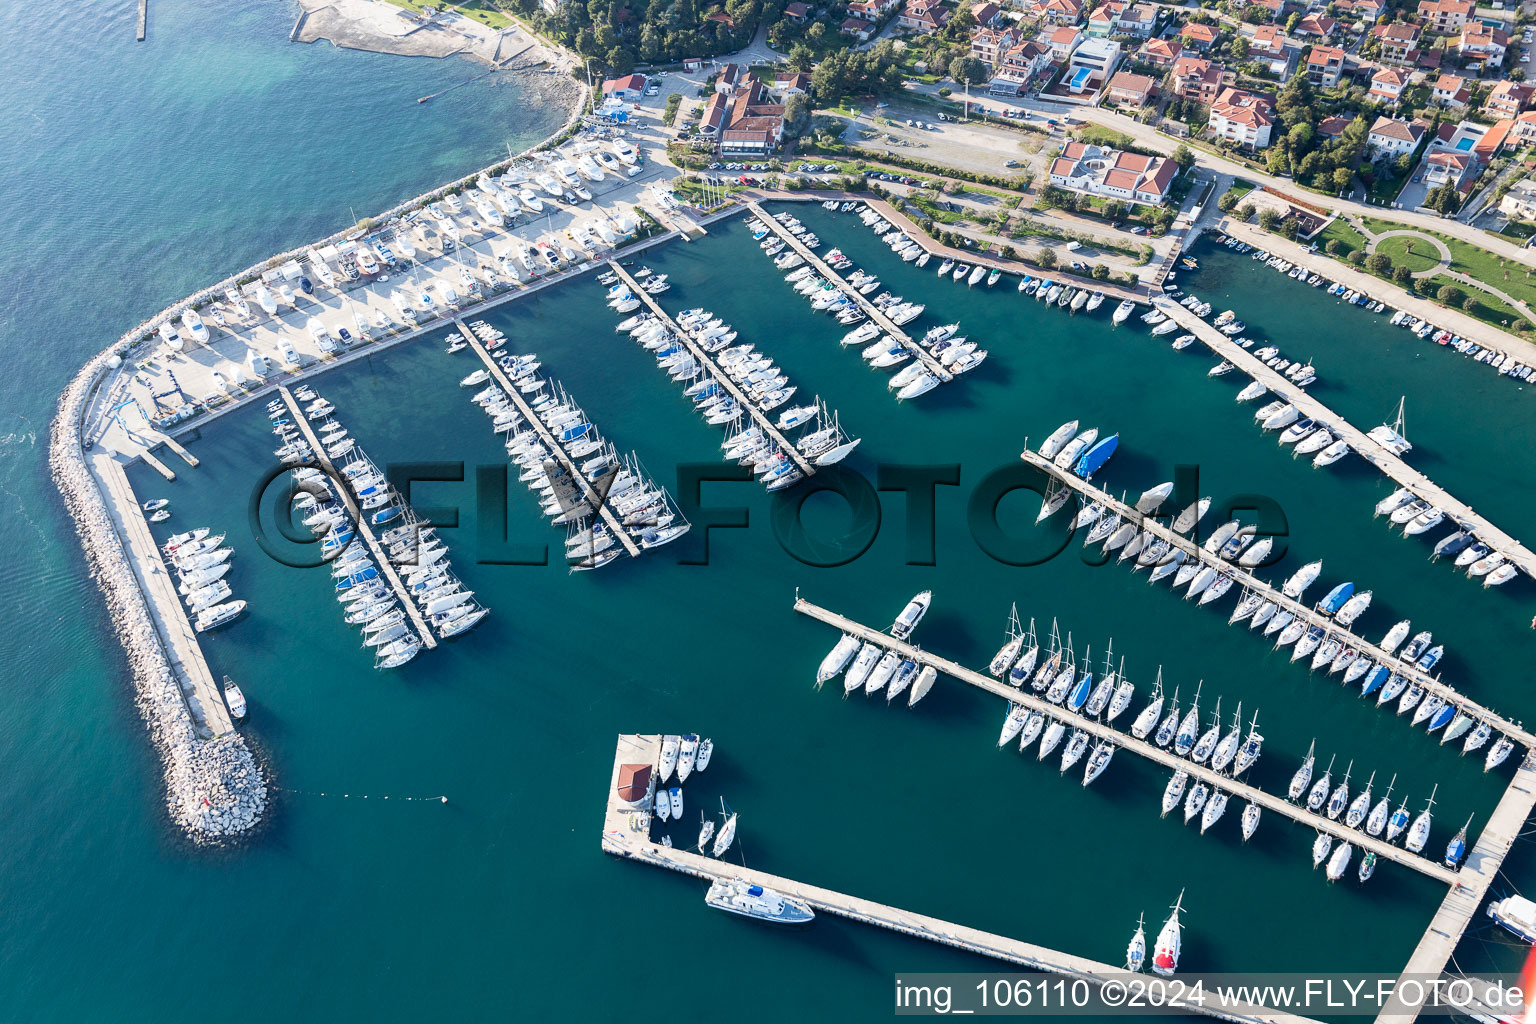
(1030, 0), (1083, 25)
(1317, 115), (1355, 138)
(992, 39), (1052, 92)
(1294, 14), (1336, 38)
(1369, 67), (1409, 102)
(840, 16), (875, 39)
(1474, 117), (1515, 162)
(715, 63), (742, 93)
(1423, 150), (1474, 190)
(1087, 0), (1126, 37)
(1417, 0), (1474, 34)
(1512, 111), (1536, 147)
(783, 1), (808, 19)
(971, 1), (1004, 26)
(1209, 87), (1274, 149)
(972, 24), (1022, 65)
(1049, 141), (1179, 204)
(718, 78), (785, 153)
(1373, 22), (1421, 62)
(1169, 55), (1225, 104)
(1045, 24), (1084, 61)
(1139, 37), (1182, 67)
(898, 0), (950, 31)
(1367, 115), (1424, 157)
(1180, 21), (1219, 51)
(705, 10), (735, 28)
(1305, 45), (1346, 88)
(1106, 71), (1156, 105)
(1454, 26), (1507, 67)
(1118, 3), (1157, 37)
(1248, 0), (1283, 19)
(1432, 74), (1470, 107)
(601, 74), (647, 100)
(1485, 81), (1534, 120)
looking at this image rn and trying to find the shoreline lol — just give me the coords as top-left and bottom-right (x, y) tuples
(50, 21), (592, 843)
(294, 0), (561, 68)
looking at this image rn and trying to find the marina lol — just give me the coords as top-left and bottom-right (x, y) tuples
(794, 595), (1459, 885)
(454, 320), (643, 559)
(743, 200), (954, 386)
(1019, 446), (1534, 752)
(602, 733), (1320, 1024)
(276, 386), (440, 650)
(605, 261), (817, 480)
(1154, 298), (1536, 583)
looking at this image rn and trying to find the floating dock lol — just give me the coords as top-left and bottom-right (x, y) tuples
(277, 386), (438, 649)
(744, 200), (953, 383)
(793, 596), (1458, 883)
(92, 452), (234, 737)
(453, 320), (641, 558)
(606, 261), (816, 479)
(1376, 756), (1536, 1024)
(1156, 299), (1536, 582)
(1018, 447), (1535, 752)
(137, 0), (147, 40)
(602, 734), (1321, 1024)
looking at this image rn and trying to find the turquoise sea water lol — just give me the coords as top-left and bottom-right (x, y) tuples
(6, 5), (1536, 1019)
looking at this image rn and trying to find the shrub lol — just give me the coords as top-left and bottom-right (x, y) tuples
(1393, 265), (1414, 287)
(1348, 249), (1365, 265)
(1436, 284), (1464, 306)
(1217, 191), (1239, 213)
(1091, 264), (1110, 280)
(1462, 295), (1478, 313)
(1258, 208), (1279, 230)
(1038, 248), (1058, 268)
(1325, 239), (1343, 256)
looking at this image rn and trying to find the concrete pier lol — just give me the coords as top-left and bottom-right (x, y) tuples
(1156, 298), (1536, 582)
(92, 453), (234, 737)
(1376, 757), (1536, 1024)
(602, 734), (1323, 1024)
(137, 0), (147, 40)
(744, 200), (953, 383)
(277, 386), (439, 649)
(793, 596), (1458, 883)
(140, 449), (177, 481)
(156, 432), (200, 468)
(453, 320), (641, 558)
(606, 261), (816, 479)
(1018, 448), (1535, 752)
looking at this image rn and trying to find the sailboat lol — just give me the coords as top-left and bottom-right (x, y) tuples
(1325, 761), (1353, 820)
(1173, 682), (1203, 756)
(1366, 775), (1395, 837)
(1131, 669), (1165, 740)
(1162, 771), (1188, 817)
(1208, 702), (1243, 773)
(1445, 815), (1472, 868)
(1368, 397), (1412, 455)
(1404, 785), (1436, 854)
(1154, 687), (1181, 748)
(712, 800), (738, 858)
(989, 604), (1025, 677)
(1126, 915), (1147, 972)
(1305, 754), (1334, 812)
(1150, 891), (1185, 977)
(1007, 618), (1040, 688)
(1233, 712), (1262, 775)
(1386, 794), (1413, 842)
(1189, 697), (1223, 764)
(697, 812), (716, 852)
(1082, 740), (1114, 786)
(1345, 771), (1375, 829)
(1241, 802), (1261, 841)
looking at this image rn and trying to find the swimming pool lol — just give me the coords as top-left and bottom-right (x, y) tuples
(1455, 138), (1475, 151)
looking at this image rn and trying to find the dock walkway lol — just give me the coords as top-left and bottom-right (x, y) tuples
(1019, 448), (1535, 751)
(606, 261), (815, 478)
(1156, 298), (1536, 582)
(601, 734), (1323, 1024)
(744, 200), (953, 382)
(1376, 757), (1536, 1024)
(277, 386), (438, 649)
(793, 596), (1457, 883)
(453, 321), (641, 558)
(91, 453), (233, 737)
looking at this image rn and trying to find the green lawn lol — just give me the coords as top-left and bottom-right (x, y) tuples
(1420, 274), (1528, 326)
(1365, 170), (1407, 204)
(1373, 235), (1443, 275)
(1363, 217), (1536, 311)
(383, 0), (513, 29)
(1314, 218), (1367, 255)
(908, 195), (967, 224)
(1228, 177), (1257, 199)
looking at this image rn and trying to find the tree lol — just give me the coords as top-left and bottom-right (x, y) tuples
(1331, 167), (1353, 193)
(1393, 265), (1414, 287)
(1258, 208), (1279, 230)
(1279, 218), (1300, 240)
(1038, 247), (1058, 268)
(1365, 252), (1392, 275)
(605, 46), (634, 76)
(1000, 245), (1016, 259)
(782, 93), (812, 138)
(1436, 284), (1464, 306)
(1238, 203), (1255, 221)
(1462, 295), (1479, 313)
(1392, 152), (1414, 177)
(949, 55), (988, 86)
(1104, 199), (1127, 221)
(1091, 263), (1111, 280)
(1348, 249), (1365, 265)
(1325, 238), (1343, 255)
(788, 42), (815, 70)
(1218, 190), (1239, 213)
(1230, 36), (1249, 59)
(1172, 144), (1196, 171)
(1266, 146), (1290, 176)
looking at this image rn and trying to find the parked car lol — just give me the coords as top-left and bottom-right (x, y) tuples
(1003, 159), (1019, 168)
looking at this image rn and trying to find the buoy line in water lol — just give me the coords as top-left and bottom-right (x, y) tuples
(271, 786), (448, 803)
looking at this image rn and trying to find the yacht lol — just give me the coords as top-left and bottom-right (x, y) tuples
(1126, 915), (1146, 972)
(1150, 892), (1185, 977)
(704, 878), (815, 925)
(221, 676), (247, 719)
(891, 591), (931, 640)
(816, 634), (861, 686)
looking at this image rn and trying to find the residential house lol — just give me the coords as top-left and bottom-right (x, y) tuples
(1105, 71), (1156, 105)
(1513, 111), (1536, 147)
(601, 74), (648, 101)
(1366, 114), (1425, 157)
(1247, 24), (1285, 60)
(1337, 0), (1386, 20)
(1048, 141), (1179, 205)
(1208, 87), (1275, 149)
(1045, 25), (1084, 62)
(783, 1), (808, 20)
(1485, 81), (1534, 120)
(972, 24), (1023, 65)
(971, 1), (1005, 27)
(1431, 73), (1471, 107)
(771, 71), (812, 95)
(1304, 45), (1346, 89)
(1168, 55), (1225, 104)
(1455, 27), (1507, 68)
(1117, 3), (1157, 37)
(1247, 0), (1283, 19)
(1372, 23), (1420, 62)
(1180, 22), (1219, 51)
(718, 78), (786, 153)
(1317, 115), (1355, 139)
(1499, 177), (1536, 221)
(1138, 37), (1182, 68)
(1293, 14), (1336, 39)
(714, 63), (742, 93)
(1416, 0), (1474, 35)
(840, 17), (875, 39)
(1067, 37), (1122, 90)
(1086, 0), (1127, 37)
(1422, 151), (1474, 191)
(1369, 67), (1410, 102)
(990, 39), (1052, 93)
(1030, 0), (1084, 25)
(898, 0), (950, 32)
(699, 92), (728, 136)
